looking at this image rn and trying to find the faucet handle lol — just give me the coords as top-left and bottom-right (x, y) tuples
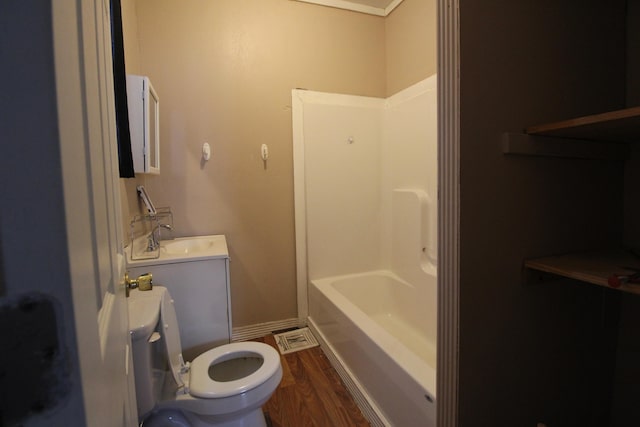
(147, 233), (159, 251)
(124, 272), (154, 297)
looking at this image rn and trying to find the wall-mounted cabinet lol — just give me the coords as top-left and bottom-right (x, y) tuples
(127, 75), (159, 174)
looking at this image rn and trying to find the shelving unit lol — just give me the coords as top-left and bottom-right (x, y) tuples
(525, 250), (640, 296)
(502, 107), (640, 160)
(526, 106), (640, 142)
(521, 107), (640, 295)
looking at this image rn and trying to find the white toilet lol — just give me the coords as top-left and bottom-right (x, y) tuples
(128, 286), (282, 427)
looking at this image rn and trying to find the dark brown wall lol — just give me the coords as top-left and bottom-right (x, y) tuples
(458, 1), (626, 425)
(610, 294), (640, 426)
(627, 0), (640, 107)
(624, 0), (640, 246)
(613, 2), (640, 425)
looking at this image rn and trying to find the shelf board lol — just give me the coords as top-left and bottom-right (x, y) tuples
(525, 106), (640, 143)
(525, 250), (640, 296)
(503, 132), (629, 160)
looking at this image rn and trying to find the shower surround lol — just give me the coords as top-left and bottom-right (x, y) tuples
(293, 74), (437, 426)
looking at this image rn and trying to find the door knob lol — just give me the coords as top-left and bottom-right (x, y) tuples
(124, 272), (153, 297)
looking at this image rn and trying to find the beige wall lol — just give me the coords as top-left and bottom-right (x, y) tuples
(385, 0), (437, 96)
(121, 0), (435, 327)
(120, 0), (141, 74)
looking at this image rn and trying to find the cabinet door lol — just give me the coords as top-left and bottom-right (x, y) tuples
(145, 81), (159, 174)
(126, 75), (160, 174)
(128, 258), (230, 361)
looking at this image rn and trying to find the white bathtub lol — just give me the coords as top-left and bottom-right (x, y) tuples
(308, 270), (436, 427)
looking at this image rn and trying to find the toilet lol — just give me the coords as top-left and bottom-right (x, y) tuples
(128, 286), (282, 427)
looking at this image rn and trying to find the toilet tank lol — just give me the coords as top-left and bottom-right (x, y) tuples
(128, 288), (162, 419)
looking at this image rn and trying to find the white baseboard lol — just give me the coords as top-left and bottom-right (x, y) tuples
(307, 318), (388, 427)
(231, 318), (305, 342)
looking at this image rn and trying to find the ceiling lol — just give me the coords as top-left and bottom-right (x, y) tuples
(293, 0), (404, 16)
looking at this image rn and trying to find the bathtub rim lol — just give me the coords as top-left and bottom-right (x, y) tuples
(310, 269), (437, 399)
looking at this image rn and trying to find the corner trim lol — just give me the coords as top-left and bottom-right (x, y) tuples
(437, 0), (460, 425)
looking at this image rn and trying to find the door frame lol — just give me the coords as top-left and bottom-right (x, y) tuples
(436, 0), (460, 425)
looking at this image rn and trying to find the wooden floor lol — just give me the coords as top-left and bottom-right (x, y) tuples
(252, 335), (371, 427)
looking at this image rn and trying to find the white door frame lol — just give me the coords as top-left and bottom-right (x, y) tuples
(436, 0), (460, 426)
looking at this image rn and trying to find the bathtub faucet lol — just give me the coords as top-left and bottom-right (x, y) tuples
(147, 223), (173, 251)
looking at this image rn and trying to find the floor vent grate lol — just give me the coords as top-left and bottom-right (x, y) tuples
(273, 327), (319, 354)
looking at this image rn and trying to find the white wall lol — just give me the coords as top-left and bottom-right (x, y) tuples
(384, 76), (437, 210)
(383, 75), (438, 285)
(294, 74), (437, 284)
(299, 92), (385, 280)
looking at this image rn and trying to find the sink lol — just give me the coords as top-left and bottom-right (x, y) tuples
(161, 237), (215, 255)
(126, 235), (228, 267)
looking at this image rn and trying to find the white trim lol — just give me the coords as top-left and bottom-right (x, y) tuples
(225, 258), (233, 342)
(308, 319), (388, 427)
(292, 90), (309, 322)
(436, 0), (460, 426)
(385, 74), (437, 107)
(231, 318), (305, 342)
(384, 0), (404, 16)
(292, 0), (403, 16)
(293, 88), (385, 107)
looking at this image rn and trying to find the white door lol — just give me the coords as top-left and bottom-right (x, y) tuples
(1, 0), (136, 425)
(53, 0), (137, 425)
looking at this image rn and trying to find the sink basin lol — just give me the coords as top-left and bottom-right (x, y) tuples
(126, 234), (228, 267)
(161, 237), (215, 255)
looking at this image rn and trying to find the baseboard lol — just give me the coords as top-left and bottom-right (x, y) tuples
(307, 318), (388, 427)
(231, 318), (306, 342)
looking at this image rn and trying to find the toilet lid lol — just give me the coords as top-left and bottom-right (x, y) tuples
(158, 286), (186, 389)
(189, 342), (281, 398)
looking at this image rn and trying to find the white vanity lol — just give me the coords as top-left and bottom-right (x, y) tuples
(125, 235), (231, 361)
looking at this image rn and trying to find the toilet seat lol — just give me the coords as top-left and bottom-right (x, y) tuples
(189, 342), (281, 399)
(158, 287), (281, 401)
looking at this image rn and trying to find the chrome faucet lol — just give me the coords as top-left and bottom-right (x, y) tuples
(147, 223), (173, 251)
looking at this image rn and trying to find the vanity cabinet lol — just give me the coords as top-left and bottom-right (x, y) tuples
(126, 235), (231, 362)
(126, 74), (159, 174)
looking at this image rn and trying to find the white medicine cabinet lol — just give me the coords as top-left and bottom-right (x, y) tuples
(127, 75), (159, 174)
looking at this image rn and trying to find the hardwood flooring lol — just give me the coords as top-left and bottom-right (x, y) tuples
(253, 335), (371, 427)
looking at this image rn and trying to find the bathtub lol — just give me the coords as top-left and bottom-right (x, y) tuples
(308, 270), (436, 427)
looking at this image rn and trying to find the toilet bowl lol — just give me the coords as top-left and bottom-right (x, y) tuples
(128, 286), (282, 427)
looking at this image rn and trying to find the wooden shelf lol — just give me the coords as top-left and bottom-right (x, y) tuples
(525, 250), (640, 296)
(522, 110), (640, 294)
(503, 132), (629, 160)
(526, 106), (640, 143)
